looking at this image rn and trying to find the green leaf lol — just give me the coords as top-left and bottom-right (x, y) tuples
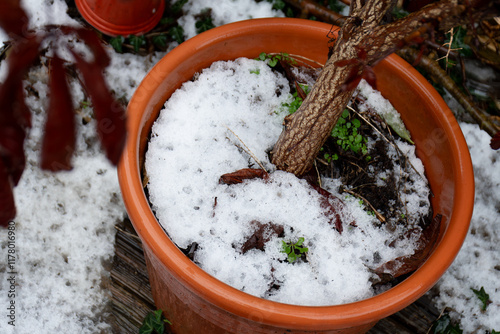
(160, 17), (175, 25)
(129, 35), (146, 52)
(172, 0), (188, 14)
(352, 118), (361, 128)
(169, 26), (185, 44)
(152, 34), (168, 48)
(296, 237), (304, 246)
(109, 36), (124, 53)
(491, 330), (500, 334)
(431, 314), (463, 334)
(472, 286), (491, 311)
(268, 57), (279, 67)
(380, 112), (414, 144)
(139, 309), (171, 334)
(195, 14), (215, 34)
(450, 26), (473, 58)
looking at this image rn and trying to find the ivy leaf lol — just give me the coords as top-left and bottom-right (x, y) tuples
(152, 34), (168, 49)
(169, 26), (185, 44)
(129, 35), (146, 52)
(431, 314), (463, 334)
(109, 36), (124, 53)
(171, 0), (188, 14)
(472, 286), (491, 311)
(195, 15), (215, 34)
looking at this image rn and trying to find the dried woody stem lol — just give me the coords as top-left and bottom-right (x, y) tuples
(271, 0), (499, 177)
(398, 46), (500, 137)
(283, 0), (346, 24)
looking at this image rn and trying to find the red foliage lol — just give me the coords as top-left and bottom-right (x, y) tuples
(490, 131), (500, 150)
(219, 168), (269, 185)
(40, 56), (76, 171)
(335, 46), (377, 92)
(0, 3), (127, 226)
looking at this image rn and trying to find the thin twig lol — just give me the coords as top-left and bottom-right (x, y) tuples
(341, 187), (386, 223)
(398, 46), (500, 137)
(283, 0), (346, 25)
(114, 225), (142, 242)
(224, 125), (267, 171)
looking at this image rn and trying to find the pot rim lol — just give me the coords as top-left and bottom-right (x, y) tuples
(118, 18), (474, 329)
(75, 0), (165, 37)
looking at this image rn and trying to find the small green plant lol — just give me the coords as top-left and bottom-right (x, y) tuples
(279, 84), (310, 114)
(331, 109), (369, 156)
(169, 26), (185, 44)
(281, 237), (308, 263)
(472, 286), (491, 311)
(139, 309), (172, 334)
(129, 34), (146, 52)
(195, 10), (215, 34)
(152, 34), (168, 49)
(109, 36), (125, 53)
(171, 0), (188, 14)
(431, 313), (463, 334)
(257, 52), (297, 68)
(323, 152), (338, 163)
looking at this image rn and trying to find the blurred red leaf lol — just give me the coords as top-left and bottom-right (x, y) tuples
(71, 50), (126, 165)
(0, 123), (26, 186)
(0, 159), (16, 227)
(0, 36), (41, 186)
(334, 58), (358, 67)
(375, 214), (442, 279)
(340, 66), (364, 92)
(0, 0), (29, 39)
(40, 55), (75, 171)
(219, 168), (269, 185)
(490, 131), (500, 150)
(61, 26), (110, 68)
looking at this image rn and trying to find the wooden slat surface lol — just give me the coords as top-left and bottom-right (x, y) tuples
(110, 219), (440, 333)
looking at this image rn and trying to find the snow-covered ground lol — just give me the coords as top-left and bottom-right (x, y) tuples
(0, 0), (498, 333)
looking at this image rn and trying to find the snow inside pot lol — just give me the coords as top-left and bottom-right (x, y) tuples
(144, 56), (433, 306)
(118, 18), (474, 334)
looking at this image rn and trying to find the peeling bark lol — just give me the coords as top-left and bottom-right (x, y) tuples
(271, 0), (499, 176)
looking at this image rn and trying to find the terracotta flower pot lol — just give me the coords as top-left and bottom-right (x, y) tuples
(118, 18), (474, 333)
(75, 0), (165, 36)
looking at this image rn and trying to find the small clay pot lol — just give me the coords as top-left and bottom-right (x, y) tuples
(118, 18), (474, 334)
(75, 0), (164, 36)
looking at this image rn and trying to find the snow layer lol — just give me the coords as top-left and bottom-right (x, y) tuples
(433, 123), (500, 333)
(178, 0), (284, 39)
(0, 1), (160, 332)
(145, 58), (423, 306)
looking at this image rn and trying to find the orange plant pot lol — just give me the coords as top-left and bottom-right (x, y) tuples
(75, 0), (164, 36)
(118, 18), (474, 333)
